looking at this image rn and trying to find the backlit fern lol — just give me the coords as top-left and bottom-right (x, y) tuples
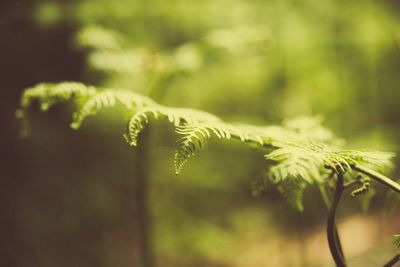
(18, 82), (399, 211)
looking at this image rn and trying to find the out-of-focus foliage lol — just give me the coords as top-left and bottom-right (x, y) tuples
(63, 0), (400, 126)
(394, 234), (400, 249)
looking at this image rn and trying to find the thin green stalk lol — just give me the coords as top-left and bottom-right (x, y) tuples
(327, 173), (346, 267)
(352, 165), (400, 194)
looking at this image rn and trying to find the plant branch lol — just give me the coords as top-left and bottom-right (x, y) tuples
(327, 173), (346, 267)
(352, 165), (400, 194)
(318, 184), (345, 259)
(383, 252), (400, 267)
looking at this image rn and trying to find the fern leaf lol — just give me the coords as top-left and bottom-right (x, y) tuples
(124, 108), (160, 147)
(71, 90), (118, 129)
(174, 124), (213, 174)
(173, 121), (266, 174)
(71, 89), (156, 129)
(266, 138), (394, 186)
(17, 82), (98, 136)
(278, 177), (307, 212)
(173, 122), (234, 174)
(18, 82), (96, 113)
(266, 140), (325, 183)
(159, 106), (221, 126)
(18, 81), (397, 209)
(334, 150), (394, 172)
(113, 89), (156, 109)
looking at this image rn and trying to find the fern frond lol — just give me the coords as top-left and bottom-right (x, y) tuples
(71, 89), (159, 129)
(173, 122), (231, 174)
(71, 90), (118, 129)
(266, 140), (327, 184)
(158, 106), (221, 126)
(173, 121), (268, 174)
(123, 107), (160, 147)
(16, 82), (98, 136)
(18, 82), (157, 131)
(174, 124), (212, 174)
(334, 150), (394, 172)
(18, 82), (96, 113)
(266, 139), (394, 186)
(19, 81), (398, 212)
(278, 177), (307, 212)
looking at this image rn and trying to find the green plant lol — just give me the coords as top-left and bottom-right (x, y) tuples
(18, 82), (400, 267)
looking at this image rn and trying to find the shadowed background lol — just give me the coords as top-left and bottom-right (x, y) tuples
(1, 0), (400, 266)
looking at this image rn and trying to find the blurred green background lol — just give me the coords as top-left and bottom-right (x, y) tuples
(1, 0), (400, 266)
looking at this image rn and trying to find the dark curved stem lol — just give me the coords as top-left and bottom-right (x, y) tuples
(335, 228), (344, 262)
(383, 252), (400, 267)
(327, 173), (346, 267)
(318, 184), (344, 260)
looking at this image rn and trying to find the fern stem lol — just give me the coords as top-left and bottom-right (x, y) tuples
(383, 252), (400, 267)
(319, 184), (345, 262)
(327, 173), (346, 267)
(352, 165), (400, 194)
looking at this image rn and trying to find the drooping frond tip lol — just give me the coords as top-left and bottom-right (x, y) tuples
(173, 122), (270, 174)
(173, 122), (231, 174)
(123, 108), (160, 147)
(16, 82), (155, 134)
(16, 82), (97, 137)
